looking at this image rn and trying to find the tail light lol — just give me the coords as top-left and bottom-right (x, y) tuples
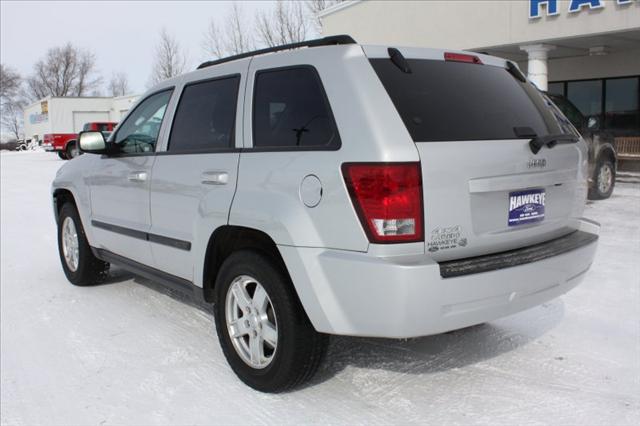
(444, 52), (482, 64)
(342, 163), (424, 244)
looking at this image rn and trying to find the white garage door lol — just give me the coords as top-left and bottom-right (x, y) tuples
(72, 111), (110, 133)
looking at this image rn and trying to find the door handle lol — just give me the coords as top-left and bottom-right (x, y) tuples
(201, 171), (229, 185)
(128, 171), (148, 182)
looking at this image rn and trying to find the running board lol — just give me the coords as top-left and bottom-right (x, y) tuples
(93, 248), (208, 305)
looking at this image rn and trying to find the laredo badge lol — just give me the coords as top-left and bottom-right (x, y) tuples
(428, 225), (466, 252)
(508, 188), (545, 226)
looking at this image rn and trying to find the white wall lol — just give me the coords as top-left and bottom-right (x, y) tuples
(548, 48), (640, 81)
(321, 0), (640, 50)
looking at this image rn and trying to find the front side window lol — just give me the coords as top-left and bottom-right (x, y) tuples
(114, 90), (173, 154)
(253, 67), (340, 149)
(169, 76), (240, 152)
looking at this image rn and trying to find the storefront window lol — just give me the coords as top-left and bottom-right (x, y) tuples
(547, 82), (564, 96)
(567, 80), (602, 117)
(605, 77), (639, 133)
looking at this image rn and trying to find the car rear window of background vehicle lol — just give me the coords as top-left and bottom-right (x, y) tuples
(369, 58), (562, 142)
(252, 67), (340, 149)
(169, 75), (240, 152)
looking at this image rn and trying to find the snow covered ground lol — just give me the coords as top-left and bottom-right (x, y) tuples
(1, 151), (639, 426)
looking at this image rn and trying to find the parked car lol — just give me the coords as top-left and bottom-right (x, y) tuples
(43, 122), (117, 160)
(52, 36), (600, 392)
(546, 94), (617, 199)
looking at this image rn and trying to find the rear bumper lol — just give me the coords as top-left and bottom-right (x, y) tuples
(281, 220), (599, 338)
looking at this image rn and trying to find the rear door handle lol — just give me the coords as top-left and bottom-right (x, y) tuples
(128, 171), (148, 182)
(201, 171), (229, 185)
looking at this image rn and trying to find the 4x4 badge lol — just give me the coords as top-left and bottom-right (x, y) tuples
(528, 158), (547, 169)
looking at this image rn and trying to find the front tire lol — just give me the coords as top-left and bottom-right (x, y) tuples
(57, 203), (109, 285)
(589, 157), (615, 200)
(57, 151), (68, 160)
(213, 250), (327, 393)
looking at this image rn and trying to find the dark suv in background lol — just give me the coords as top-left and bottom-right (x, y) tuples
(547, 94), (616, 200)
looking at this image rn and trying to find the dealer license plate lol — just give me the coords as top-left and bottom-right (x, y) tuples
(508, 188), (545, 226)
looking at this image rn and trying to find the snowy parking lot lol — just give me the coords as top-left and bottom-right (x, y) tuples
(1, 150), (639, 425)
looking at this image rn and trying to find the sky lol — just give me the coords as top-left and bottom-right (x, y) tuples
(0, 1), (289, 95)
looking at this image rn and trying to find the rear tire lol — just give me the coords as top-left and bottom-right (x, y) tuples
(588, 157), (615, 200)
(57, 203), (109, 286)
(57, 151), (68, 160)
(213, 250), (327, 393)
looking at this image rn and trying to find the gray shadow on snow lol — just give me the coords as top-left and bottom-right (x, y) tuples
(95, 266), (565, 392)
(301, 301), (565, 390)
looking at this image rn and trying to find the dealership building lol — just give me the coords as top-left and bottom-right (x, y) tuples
(320, 0), (640, 141)
(23, 95), (139, 143)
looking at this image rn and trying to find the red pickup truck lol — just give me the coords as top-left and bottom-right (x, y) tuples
(43, 122), (117, 160)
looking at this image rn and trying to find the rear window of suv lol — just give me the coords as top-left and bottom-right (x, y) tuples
(370, 58), (563, 142)
(252, 67), (340, 149)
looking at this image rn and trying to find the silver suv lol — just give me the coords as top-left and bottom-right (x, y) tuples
(52, 36), (600, 392)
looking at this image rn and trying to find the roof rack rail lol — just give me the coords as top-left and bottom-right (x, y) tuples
(197, 35), (357, 70)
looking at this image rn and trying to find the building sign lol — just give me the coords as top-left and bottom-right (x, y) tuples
(29, 101), (49, 124)
(530, 0), (634, 19)
(29, 112), (48, 124)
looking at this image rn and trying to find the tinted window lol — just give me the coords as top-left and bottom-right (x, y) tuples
(114, 90), (172, 154)
(548, 94), (585, 129)
(547, 82), (564, 96)
(567, 80), (602, 117)
(370, 59), (561, 142)
(605, 77), (639, 131)
(169, 76), (240, 152)
(253, 67), (340, 148)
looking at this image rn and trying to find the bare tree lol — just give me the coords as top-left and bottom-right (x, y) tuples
(201, 3), (254, 60)
(306, 0), (345, 32)
(108, 72), (130, 96)
(256, 0), (308, 47)
(149, 28), (188, 86)
(0, 64), (21, 105)
(202, 19), (226, 60)
(1, 101), (24, 140)
(1, 64), (25, 140)
(24, 43), (102, 101)
(227, 3), (254, 55)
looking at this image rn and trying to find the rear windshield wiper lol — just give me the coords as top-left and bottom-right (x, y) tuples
(529, 133), (579, 154)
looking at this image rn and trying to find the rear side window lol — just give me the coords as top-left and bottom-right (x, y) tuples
(169, 76), (240, 152)
(370, 59), (562, 142)
(252, 67), (340, 149)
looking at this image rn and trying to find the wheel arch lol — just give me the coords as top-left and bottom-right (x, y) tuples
(596, 144), (617, 171)
(64, 139), (77, 150)
(201, 225), (290, 304)
(52, 188), (77, 224)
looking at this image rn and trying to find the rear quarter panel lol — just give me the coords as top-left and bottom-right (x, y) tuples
(230, 45), (421, 252)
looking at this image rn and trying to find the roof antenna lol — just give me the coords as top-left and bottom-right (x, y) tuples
(388, 48), (411, 73)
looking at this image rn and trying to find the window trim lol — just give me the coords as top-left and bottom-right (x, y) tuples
(166, 73), (242, 154)
(249, 65), (342, 152)
(107, 87), (175, 158)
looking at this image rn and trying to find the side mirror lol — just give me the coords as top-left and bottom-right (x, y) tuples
(78, 131), (108, 154)
(587, 116), (600, 130)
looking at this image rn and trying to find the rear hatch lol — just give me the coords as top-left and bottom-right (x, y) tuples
(366, 47), (587, 261)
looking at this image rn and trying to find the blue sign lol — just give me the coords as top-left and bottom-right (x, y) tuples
(530, 0), (633, 19)
(508, 189), (546, 226)
(29, 112), (48, 124)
